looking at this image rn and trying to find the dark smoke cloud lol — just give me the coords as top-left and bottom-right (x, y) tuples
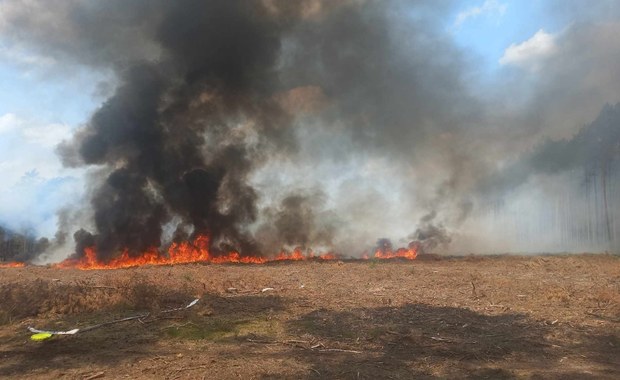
(1, 0), (482, 260)
(281, 1), (485, 222)
(1, 0), (308, 259)
(2, 0), (620, 258)
(410, 211), (452, 252)
(283, 1), (480, 153)
(254, 190), (337, 253)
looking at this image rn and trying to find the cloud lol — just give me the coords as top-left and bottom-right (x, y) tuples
(0, 112), (21, 133)
(499, 29), (557, 71)
(0, 171), (83, 237)
(21, 122), (71, 147)
(454, 0), (507, 28)
(0, 112), (72, 147)
(0, 112), (83, 236)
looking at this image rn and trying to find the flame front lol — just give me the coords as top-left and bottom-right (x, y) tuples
(0, 262), (26, 268)
(373, 246), (418, 260)
(54, 235), (342, 270)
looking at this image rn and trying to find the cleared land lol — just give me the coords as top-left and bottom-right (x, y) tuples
(1, 254), (619, 379)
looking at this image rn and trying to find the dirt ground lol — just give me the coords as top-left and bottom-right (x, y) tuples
(1, 254), (619, 379)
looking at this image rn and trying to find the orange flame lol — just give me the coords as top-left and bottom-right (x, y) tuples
(54, 235), (343, 270)
(373, 246), (418, 260)
(44, 234), (420, 270)
(0, 261), (26, 268)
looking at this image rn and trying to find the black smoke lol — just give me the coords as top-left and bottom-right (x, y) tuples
(0, 0), (477, 261)
(5, 1), (620, 258)
(54, 0), (306, 259)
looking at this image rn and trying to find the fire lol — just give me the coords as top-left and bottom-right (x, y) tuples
(373, 246), (418, 260)
(0, 262), (26, 268)
(372, 240), (419, 260)
(1, 235), (419, 270)
(274, 248), (337, 262)
(54, 235), (343, 270)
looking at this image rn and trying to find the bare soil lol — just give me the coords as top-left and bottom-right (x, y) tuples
(1, 254), (619, 379)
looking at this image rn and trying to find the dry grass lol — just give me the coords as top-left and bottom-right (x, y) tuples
(0, 275), (197, 324)
(0, 255), (618, 379)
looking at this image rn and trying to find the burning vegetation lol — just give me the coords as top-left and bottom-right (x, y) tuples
(55, 235), (337, 270)
(2, 0), (456, 266)
(0, 262), (25, 268)
(0, 0), (618, 264)
(53, 235), (423, 270)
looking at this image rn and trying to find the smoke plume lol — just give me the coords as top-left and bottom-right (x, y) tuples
(1, 0), (620, 260)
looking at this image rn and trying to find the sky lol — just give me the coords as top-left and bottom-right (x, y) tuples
(0, 0), (618, 255)
(0, 43), (104, 235)
(450, 0), (562, 72)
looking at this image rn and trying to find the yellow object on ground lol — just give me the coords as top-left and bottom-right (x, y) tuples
(30, 333), (53, 341)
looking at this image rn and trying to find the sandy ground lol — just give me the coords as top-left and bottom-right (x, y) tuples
(1, 254), (619, 379)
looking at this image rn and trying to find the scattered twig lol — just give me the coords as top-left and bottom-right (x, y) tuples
(83, 372), (105, 380)
(246, 338), (311, 347)
(148, 356), (171, 364)
(429, 336), (453, 343)
(246, 338), (275, 344)
(225, 288), (254, 294)
(224, 287), (278, 297)
(158, 316), (185, 320)
(286, 339), (310, 344)
(246, 338), (362, 353)
(83, 285), (118, 290)
(173, 365), (209, 373)
(591, 306), (610, 311)
(385, 330), (406, 337)
(84, 313), (152, 333)
(28, 299), (199, 336)
(317, 348), (363, 354)
(161, 321), (199, 332)
(586, 311), (620, 323)
(310, 368), (321, 376)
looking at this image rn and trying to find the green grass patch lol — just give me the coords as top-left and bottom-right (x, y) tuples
(293, 316), (357, 339)
(165, 316), (284, 341)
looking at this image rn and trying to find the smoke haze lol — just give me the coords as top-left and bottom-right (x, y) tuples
(0, 0), (619, 261)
